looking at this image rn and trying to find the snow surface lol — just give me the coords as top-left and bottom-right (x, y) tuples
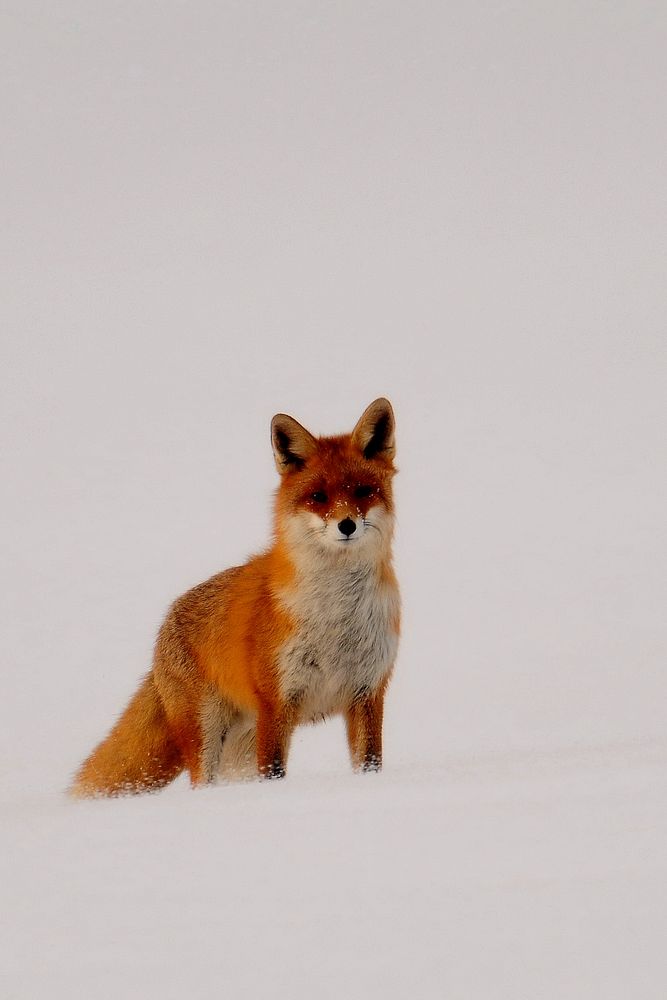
(2, 2), (666, 997)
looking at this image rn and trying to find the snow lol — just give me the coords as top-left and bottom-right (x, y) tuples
(2, 2), (666, 997)
(3, 747), (665, 997)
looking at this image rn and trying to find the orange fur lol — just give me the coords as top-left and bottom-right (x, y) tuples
(69, 398), (400, 797)
(71, 674), (183, 797)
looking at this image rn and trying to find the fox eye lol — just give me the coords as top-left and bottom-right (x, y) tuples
(311, 491), (328, 503)
(354, 485), (376, 499)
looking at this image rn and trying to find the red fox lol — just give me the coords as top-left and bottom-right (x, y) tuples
(70, 398), (400, 797)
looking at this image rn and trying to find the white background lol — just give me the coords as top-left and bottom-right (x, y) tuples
(2, 2), (666, 997)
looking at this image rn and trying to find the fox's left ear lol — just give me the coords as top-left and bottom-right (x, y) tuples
(351, 397), (396, 462)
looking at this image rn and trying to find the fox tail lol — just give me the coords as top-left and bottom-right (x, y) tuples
(69, 673), (183, 798)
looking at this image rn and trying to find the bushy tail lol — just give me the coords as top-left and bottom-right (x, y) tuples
(69, 673), (184, 798)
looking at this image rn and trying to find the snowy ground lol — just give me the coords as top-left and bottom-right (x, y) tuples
(2, 741), (666, 998)
(2, 2), (666, 997)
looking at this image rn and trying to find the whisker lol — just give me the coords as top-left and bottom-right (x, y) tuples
(363, 520), (382, 535)
(303, 523), (327, 539)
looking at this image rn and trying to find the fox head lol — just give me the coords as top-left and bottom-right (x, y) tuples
(271, 398), (396, 563)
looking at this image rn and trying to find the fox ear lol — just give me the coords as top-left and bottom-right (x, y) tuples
(271, 413), (318, 474)
(351, 397), (396, 462)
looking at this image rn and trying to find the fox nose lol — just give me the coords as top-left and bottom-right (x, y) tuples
(338, 518), (357, 537)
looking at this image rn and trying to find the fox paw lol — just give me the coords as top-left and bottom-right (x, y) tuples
(260, 759), (286, 780)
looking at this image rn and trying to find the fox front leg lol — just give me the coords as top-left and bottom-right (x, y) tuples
(346, 686), (386, 772)
(255, 699), (296, 779)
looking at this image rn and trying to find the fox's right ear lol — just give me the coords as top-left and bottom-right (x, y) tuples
(271, 414), (318, 474)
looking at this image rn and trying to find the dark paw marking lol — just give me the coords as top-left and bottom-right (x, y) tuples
(362, 755), (382, 773)
(261, 757), (286, 780)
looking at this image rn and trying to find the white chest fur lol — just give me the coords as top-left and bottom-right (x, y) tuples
(276, 559), (399, 721)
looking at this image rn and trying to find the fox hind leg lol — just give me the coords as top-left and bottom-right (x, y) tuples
(153, 660), (226, 788)
(199, 693), (239, 784)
